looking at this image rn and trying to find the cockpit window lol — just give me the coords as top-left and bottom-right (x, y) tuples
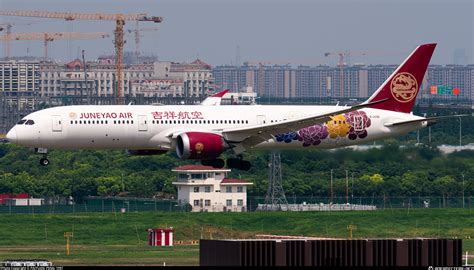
(25, 120), (35, 125)
(17, 120), (27, 125)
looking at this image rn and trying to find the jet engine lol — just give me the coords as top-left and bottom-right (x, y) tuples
(176, 132), (229, 160)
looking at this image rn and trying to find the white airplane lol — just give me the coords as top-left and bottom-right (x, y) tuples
(5, 43), (456, 170)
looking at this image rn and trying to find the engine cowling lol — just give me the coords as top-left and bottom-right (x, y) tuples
(176, 132), (228, 160)
(127, 149), (168, 156)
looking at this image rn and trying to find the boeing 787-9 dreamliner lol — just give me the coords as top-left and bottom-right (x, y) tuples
(6, 43), (455, 170)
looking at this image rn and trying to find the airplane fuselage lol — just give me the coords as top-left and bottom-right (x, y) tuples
(8, 104), (425, 152)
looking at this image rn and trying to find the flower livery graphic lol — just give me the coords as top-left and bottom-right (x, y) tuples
(274, 111), (371, 146)
(345, 111), (371, 140)
(298, 125), (329, 146)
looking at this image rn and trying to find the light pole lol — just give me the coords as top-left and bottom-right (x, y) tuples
(459, 116), (462, 146)
(330, 169), (333, 204)
(345, 170), (349, 205)
(351, 173), (354, 204)
(462, 172), (465, 208)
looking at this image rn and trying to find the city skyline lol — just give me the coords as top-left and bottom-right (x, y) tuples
(0, 0), (472, 66)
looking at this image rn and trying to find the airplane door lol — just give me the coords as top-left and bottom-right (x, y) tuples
(257, 115), (266, 124)
(138, 115), (148, 131)
(51, 115), (62, 132)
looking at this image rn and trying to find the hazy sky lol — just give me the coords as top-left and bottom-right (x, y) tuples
(0, 0), (472, 66)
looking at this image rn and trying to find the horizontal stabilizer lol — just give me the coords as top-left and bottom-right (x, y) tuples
(384, 114), (470, 127)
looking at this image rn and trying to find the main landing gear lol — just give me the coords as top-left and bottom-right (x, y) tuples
(201, 157), (251, 171)
(35, 148), (50, 166)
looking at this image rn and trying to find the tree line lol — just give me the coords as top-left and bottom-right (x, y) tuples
(0, 139), (472, 201)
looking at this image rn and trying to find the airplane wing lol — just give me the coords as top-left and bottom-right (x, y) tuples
(220, 98), (388, 151)
(384, 114), (470, 127)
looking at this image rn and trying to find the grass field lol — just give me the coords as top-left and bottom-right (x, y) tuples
(0, 209), (472, 266)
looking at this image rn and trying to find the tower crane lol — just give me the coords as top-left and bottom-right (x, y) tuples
(0, 22), (34, 58)
(0, 32), (110, 59)
(126, 25), (160, 58)
(324, 51), (367, 98)
(0, 10), (163, 104)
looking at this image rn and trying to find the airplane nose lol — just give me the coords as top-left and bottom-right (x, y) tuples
(6, 127), (17, 143)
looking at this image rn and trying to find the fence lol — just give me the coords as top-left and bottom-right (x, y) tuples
(0, 195), (472, 214)
(0, 196), (183, 214)
(247, 196), (474, 212)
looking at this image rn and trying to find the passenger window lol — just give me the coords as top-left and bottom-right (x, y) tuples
(127, 120), (129, 124)
(17, 120), (27, 125)
(70, 120), (73, 124)
(25, 120), (35, 125)
(101, 120), (104, 124)
(131, 120), (134, 124)
(75, 120), (78, 124)
(79, 120), (82, 124)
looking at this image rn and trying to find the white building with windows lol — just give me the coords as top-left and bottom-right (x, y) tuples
(172, 165), (252, 212)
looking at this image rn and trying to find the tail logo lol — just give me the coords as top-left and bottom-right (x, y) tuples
(390, 72), (418, 103)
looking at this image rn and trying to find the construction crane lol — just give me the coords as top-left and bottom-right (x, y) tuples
(0, 32), (110, 59)
(0, 22), (34, 58)
(324, 51), (367, 98)
(0, 10), (163, 104)
(126, 25), (160, 58)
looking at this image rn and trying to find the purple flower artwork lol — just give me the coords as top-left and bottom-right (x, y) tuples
(297, 124), (329, 146)
(274, 110), (372, 147)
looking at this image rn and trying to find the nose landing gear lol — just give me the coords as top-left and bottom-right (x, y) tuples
(35, 148), (50, 166)
(39, 157), (50, 166)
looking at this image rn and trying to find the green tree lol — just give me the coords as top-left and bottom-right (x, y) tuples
(95, 176), (121, 197)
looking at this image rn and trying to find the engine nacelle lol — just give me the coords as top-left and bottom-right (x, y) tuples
(127, 149), (168, 156)
(176, 132), (228, 160)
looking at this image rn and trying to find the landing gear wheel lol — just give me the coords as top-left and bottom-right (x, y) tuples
(40, 158), (50, 166)
(240, 160), (251, 171)
(226, 158), (251, 171)
(210, 159), (225, 169)
(202, 159), (225, 168)
(201, 159), (212, 166)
